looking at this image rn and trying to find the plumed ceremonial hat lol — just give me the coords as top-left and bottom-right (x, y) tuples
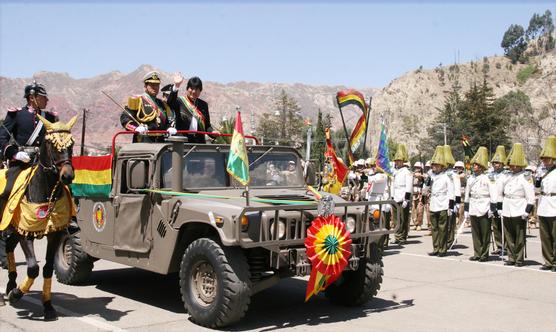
(470, 146), (489, 169)
(443, 145), (456, 167)
(506, 143), (528, 167)
(491, 145), (507, 164)
(24, 81), (47, 98)
(143, 71), (161, 84)
(393, 144), (409, 162)
(430, 146), (447, 167)
(539, 136), (556, 159)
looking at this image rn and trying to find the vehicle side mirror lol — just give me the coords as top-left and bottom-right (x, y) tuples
(127, 160), (148, 189)
(304, 161), (316, 186)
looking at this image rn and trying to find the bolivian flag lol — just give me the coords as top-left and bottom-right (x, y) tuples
(226, 111), (250, 186)
(71, 155), (112, 197)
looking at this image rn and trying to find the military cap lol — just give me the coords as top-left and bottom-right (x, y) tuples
(507, 143), (527, 167)
(539, 136), (556, 159)
(430, 146), (447, 167)
(491, 145), (507, 164)
(470, 147), (489, 169)
(443, 145), (456, 167)
(143, 71), (161, 84)
(393, 144), (409, 162)
(161, 84), (173, 96)
(24, 81), (47, 98)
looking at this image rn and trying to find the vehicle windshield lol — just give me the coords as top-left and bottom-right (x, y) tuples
(160, 149), (304, 189)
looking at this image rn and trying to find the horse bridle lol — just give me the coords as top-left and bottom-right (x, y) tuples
(41, 129), (73, 172)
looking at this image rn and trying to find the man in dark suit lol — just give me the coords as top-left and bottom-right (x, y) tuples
(167, 75), (217, 143)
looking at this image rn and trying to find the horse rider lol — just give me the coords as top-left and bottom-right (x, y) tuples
(0, 82), (58, 298)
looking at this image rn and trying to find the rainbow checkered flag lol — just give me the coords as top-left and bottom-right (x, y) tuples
(376, 121), (393, 176)
(226, 111), (250, 186)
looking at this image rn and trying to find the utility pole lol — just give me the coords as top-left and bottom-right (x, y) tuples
(443, 122), (447, 145)
(80, 108), (88, 156)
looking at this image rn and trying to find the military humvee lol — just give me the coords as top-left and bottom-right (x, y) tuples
(55, 133), (396, 328)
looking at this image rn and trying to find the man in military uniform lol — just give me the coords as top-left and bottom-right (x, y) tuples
(167, 74), (216, 144)
(498, 143), (535, 267)
(423, 160), (432, 234)
(120, 71), (176, 142)
(412, 161), (425, 231)
(391, 144), (413, 245)
(0, 82), (58, 298)
(489, 145), (509, 255)
(426, 146), (455, 256)
(454, 161), (467, 226)
(444, 146), (461, 247)
(536, 136), (556, 271)
(365, 158), (390, 249)
(464, 147), (497, 262)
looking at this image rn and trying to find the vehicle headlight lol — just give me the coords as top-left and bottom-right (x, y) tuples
(270, 220), (286, 239)
(345, 216), (356, 233)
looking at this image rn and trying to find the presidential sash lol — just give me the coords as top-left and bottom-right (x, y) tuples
(179, 96), (206, 131)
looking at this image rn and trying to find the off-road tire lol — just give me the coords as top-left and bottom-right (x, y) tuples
(325, 242), (383, 306)
(54, 232), (94, 284)
(180, 238), (251, 328)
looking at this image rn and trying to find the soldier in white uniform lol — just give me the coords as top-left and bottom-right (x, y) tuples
(391, 144), (413, 244)
(488, 145), (509, 255)
(498, 143), (535, 267)
(426, 146), (455, 256)
(365, 158), (391, 249)
(444, 145), (462, 247)
(536, 136), (556, 271)
(464, 147), (497, 262)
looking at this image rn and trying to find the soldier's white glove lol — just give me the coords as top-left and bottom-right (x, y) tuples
(447, 209), (453, 216)
(14, 151), (31, 163)
(521, 213), (529, 220)
(453, 204), (460, 214)
(134, 125), (148, 135)
(402, 200), (408, 209)
(487, 210), (494, 218)
(167, 127), (177, 136)
(464, 211), (469, 221)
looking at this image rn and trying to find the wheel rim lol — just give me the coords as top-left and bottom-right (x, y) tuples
(190, 259), (218, 307)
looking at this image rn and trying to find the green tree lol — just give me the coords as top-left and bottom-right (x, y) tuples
(501, 24), (528, 63)
(526, 10), (555, 54)
(310, 109), (326, 169)
(256, 89), (304, 146)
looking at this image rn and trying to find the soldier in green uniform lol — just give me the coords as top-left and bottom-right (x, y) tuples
(464, 147), (497, 261)
(535, 136), (556, 271)
(444, 145), (461, 247)
(426, 146), (455, 256)
(391, 144), (413, 244)
(498, 143), (535, 267)
(489, 146), (509, 255)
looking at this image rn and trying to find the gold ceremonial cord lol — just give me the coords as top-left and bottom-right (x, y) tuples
(136, 97), (158, 123)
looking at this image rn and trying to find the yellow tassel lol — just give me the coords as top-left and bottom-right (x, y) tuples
(7, 252), (16, 273)
(20, 276), (35, 293)
(42, 278), (52, 302)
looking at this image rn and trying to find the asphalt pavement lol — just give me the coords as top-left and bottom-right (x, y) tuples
(1, 225), (555, 332)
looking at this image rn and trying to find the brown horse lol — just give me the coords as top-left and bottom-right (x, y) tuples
(1, 115), (76, 320)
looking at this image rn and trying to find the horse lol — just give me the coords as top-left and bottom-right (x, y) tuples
(0, 114), (77, 320)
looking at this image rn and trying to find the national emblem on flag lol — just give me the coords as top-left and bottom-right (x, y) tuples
(226, 111), (250, 186)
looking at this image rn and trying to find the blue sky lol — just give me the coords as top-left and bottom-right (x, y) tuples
(0, 0), (554, 88)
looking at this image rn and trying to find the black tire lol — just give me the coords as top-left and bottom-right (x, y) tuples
(54, 232), (94, 284)
(180, 238), (251, 328)
(325, 242), (383, 306)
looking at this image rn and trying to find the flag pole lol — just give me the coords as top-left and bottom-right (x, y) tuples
(361, 96), (372, 157)
(336, 95), (353, 164)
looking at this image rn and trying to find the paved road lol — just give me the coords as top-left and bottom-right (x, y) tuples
(1, 226), (555, 332)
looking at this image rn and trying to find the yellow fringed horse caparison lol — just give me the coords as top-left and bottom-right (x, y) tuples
(2, 114), (77, 321)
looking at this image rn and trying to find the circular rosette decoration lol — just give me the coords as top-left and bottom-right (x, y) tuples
(305, 214), (352, 277)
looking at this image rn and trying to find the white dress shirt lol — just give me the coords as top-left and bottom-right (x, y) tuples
(392, 166), (413, 203)
(430, 171), (455, 212)
(538, 168), (556, 217)
(499, 171), (535, 218)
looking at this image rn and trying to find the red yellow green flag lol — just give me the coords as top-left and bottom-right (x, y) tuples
(324, 128), (349, 193)
(304, 214), (352, 301)
(226, 111), (250, 186)
(71, 155), (112, 197)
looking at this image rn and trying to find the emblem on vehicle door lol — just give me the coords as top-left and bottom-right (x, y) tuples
(92, 202), (106, 232)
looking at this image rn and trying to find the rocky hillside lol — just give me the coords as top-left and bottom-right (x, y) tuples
(1, 51), (555, 157)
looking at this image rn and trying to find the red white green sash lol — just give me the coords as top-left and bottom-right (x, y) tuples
(142, 93), (166, 123)
(179, 96), (206, 131)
